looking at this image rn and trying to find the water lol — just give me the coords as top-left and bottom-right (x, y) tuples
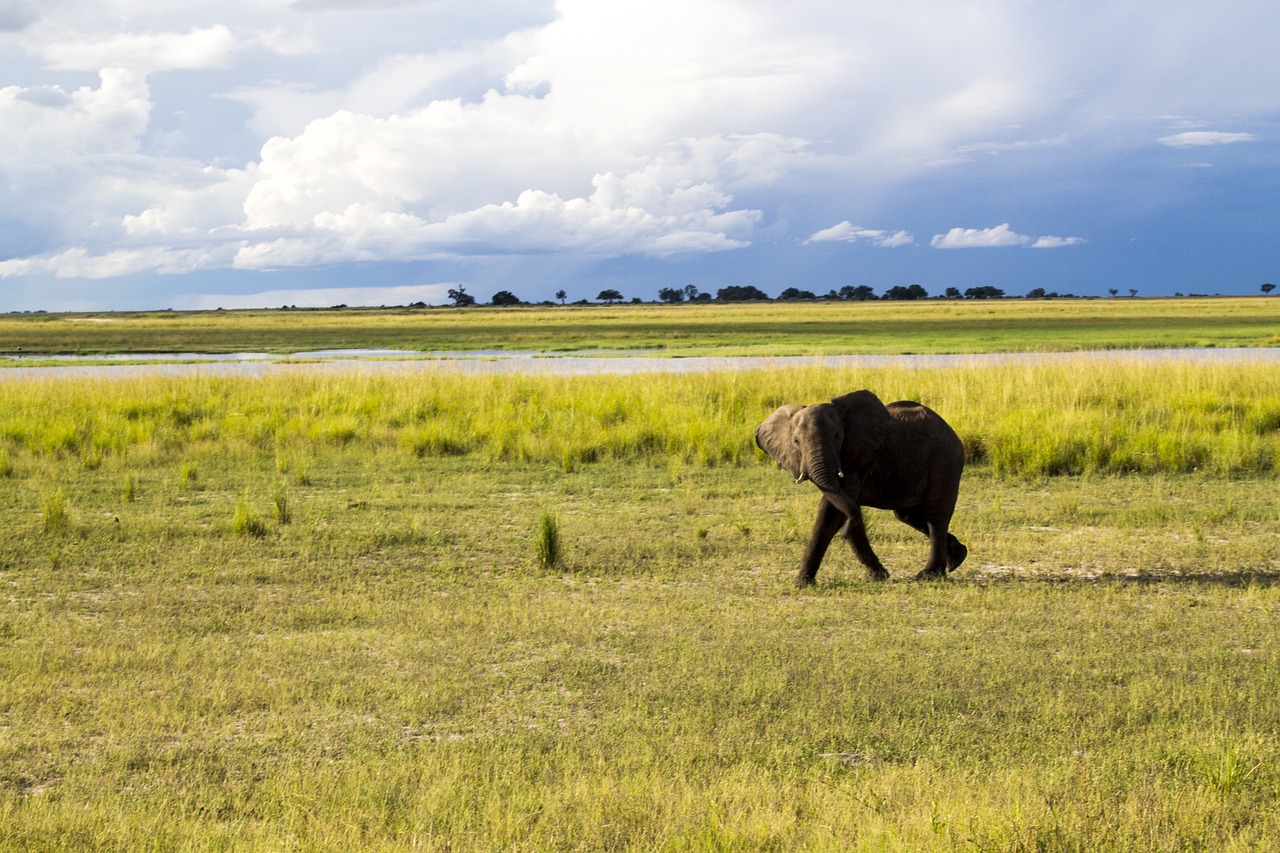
(1, 347), (1277, 381)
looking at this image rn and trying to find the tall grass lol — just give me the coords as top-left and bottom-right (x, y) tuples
(1, 359), (1278, 478)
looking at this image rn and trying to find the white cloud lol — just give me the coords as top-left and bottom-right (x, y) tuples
(1028, 234), (1086, 249)
(0, 69), (150, 161)
(38, 25), (240, 72)
(0, 245), (237, 279)
(806, 221), (914, 247)
(930, 224), (1084, 249)
(171, 283), (455, 310)
(1157, 131), (1258, 148)
(229, 146), (765, 269)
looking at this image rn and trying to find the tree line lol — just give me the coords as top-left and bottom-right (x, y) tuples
(445, 282), (1052, 307)
(443, 281), (1277, 307)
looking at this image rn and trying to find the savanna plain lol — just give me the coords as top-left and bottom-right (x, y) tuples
(2, 300), (1279, 850)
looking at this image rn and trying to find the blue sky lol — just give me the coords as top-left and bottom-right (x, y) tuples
(1, 0), (1278, 311)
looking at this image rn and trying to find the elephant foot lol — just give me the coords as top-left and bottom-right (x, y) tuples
(947, 539), (968, 571)
(866, 566), (890, 582)
(915, 567), (949, 581)
(795, 571), (818, 588)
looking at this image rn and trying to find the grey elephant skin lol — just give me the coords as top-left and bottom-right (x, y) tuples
(755, 389), (967, 584)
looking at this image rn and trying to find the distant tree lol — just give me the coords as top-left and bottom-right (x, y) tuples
(964, 286), (1005, 299)
(1263, 283), (1276, 295)
(1026, 287), (1047, 299)
(490, 290), (522, 306)
(447, 286), (476, 307)
(1128, 289), (1138, 298)
(693, 292), (712, 303)
(597, 289), (624, 304)
(839, 284), (876, 301)
(944, 287), (962, 299)
(778, 287), (817, 301)
(683, 284), (700, 302)
(715, 284), (770, 302)
(658, 287), (685, 304)
(883, 284), (928, 300)
(556, 289), (567, 304)
(1108, 289), (1119, 298)
(823, 289), (840, 300)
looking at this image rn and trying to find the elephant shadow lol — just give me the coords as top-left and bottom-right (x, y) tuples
(800, 570), (1280, 592)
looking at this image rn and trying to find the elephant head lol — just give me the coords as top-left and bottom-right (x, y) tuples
(755, 391), (890, 522)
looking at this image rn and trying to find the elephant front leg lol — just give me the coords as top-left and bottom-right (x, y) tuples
(797, 498), (845, 586)
(840, 507), (889, 581)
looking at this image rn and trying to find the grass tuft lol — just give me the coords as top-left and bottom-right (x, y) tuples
(40, 488), (69, 532)
(232, 495), (269, 537)
(121, 472), (137, 503)
(535, 511), (561, 570)
(272, 481), (291, 525)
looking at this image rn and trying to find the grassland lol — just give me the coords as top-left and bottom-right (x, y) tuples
(3, 295), (1280, 358)
(1, 359), (1278, 849)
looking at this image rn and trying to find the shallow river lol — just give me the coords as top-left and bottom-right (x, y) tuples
(2, 347), (1279, 381)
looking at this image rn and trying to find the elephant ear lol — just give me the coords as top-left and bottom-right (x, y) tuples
(755, 404), (806, 480)
(831, 390), (890, 468)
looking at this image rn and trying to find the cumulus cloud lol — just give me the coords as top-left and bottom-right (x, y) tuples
(230, 153), (763, 270)
(1157, 131), (1258, 148)
(806, 221), (914, 247)
(930, 224), (1083, 249)
(0, 69), (150, 160)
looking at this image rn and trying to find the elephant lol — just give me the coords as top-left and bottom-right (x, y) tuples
(755, 390), (967, 584)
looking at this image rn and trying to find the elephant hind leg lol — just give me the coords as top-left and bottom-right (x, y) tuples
(895, 506), (964, 578)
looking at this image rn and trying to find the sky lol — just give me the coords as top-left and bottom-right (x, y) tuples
(1, 0), (1278, 311)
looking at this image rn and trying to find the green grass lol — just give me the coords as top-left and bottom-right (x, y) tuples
(3, 296), (1280, 357)
(1, 364), (1278, 849)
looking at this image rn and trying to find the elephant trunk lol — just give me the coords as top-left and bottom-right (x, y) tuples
(801, 434), (859, 522)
